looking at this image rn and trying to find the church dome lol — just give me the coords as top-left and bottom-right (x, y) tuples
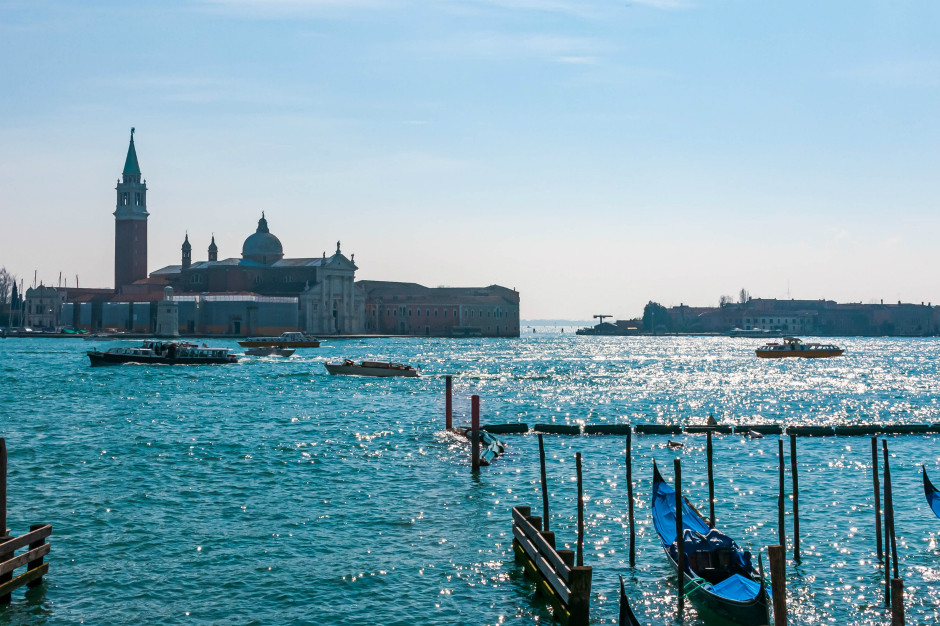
(242, 213), (284, 264)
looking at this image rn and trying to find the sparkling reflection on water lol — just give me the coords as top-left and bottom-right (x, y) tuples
(0, 335), (939, 624)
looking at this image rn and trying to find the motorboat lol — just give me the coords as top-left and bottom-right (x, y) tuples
(87, 341), (238, 366)
(324, 360), (419, 377)
(244, 346), (295, 357)
(238, 332), (320, 348)
(755, 337), (844, 358)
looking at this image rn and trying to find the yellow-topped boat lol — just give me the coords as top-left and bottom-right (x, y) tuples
(756, 337), (844, 358)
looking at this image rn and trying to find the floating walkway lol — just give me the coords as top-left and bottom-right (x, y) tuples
(481, 423), (940, 436)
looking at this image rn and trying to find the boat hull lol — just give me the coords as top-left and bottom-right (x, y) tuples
(651, 463), (769, 625)
(756, 349), (844, 358)
(244, 347), (295, 357)
(87, 351), (237, 366)
(238, 340), (320, 348)
(324, 363), (418, 377)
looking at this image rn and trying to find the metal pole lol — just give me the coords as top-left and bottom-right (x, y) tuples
(538, 434), (549, 532)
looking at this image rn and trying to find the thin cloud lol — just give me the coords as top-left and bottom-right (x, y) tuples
(405, 32), (610, 62)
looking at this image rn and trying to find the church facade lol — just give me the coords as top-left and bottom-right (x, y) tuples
(61, 129), (520, 337)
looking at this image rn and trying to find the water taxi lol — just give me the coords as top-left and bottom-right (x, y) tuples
(87, 341), (238, 366)
(755, 337), (844, 359)
(324, 360), (419, 377)
(238, 332), (320, 348)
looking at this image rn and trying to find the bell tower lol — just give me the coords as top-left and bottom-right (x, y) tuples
(114, 127), (149, 290)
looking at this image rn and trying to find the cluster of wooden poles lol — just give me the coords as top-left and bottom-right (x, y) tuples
(445, 378), (909, 624)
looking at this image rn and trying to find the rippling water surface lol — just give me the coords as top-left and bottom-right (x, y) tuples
(1, 334), (939, 624)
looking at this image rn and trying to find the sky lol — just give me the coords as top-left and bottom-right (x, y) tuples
(2, 0), (939, 319)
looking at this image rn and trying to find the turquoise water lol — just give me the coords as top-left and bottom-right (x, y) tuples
(1, 335), (939, 624)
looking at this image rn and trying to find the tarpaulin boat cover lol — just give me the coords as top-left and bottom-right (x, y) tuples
(651, 473), (711, 545)
(709, 573), (762, 602)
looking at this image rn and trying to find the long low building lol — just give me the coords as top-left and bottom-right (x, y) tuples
(359, 281), (520, 337)
(53, 282), (520, 337)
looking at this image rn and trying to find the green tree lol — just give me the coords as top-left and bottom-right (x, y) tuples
(642, 301), (670, 335)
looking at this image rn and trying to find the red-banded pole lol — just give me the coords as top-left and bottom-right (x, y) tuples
(778, 438), (785, 550)
(445, 375), (453, 430)
(471, 395), (480, 472)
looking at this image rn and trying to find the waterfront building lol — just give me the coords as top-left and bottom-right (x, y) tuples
(24, 285), (64, 329)
(360, 281), (520, 337)
(56, 129), (521, 337)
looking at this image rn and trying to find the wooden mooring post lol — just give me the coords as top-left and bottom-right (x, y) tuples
(769, 544), (787, 624)
(576, 452), (584, 567)
(674, 457), (685, 619)
(471, 395), (480, 472)
(789, 433), (800, 562)
(706, 430), (715, 528)
(445, 375), (453, 430)
(883, 439), (901, 612)
(891, 578), (905, 626)
(538, 434), (550, 533)
(626, 431), (636, 567)
(872, 436), (883, 562)
(0, 439), (52, 603)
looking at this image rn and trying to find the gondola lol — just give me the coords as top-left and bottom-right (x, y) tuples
(618, 574), (641, 626)
(923, 466), (940, 520)
(651, 461), (769, 625)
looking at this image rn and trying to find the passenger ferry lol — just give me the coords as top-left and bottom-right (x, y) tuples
(87, 341), (239, 366)
(755, 337), (844, 359)
(238, 332), (320, 348)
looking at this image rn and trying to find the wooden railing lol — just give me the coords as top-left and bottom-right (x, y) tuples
(0, 439), (51, 602)
(0, 525), (52, 601)
(512, 506), (592, 625)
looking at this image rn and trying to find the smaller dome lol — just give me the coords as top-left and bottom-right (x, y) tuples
(242, 213), (284, 264)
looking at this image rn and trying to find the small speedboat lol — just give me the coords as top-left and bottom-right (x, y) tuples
(324, 360), (419, 377)
(238, 332), (320, 348)
(756, 336), (844, 358)
(244, 346), (295, 357)
(87, 341), (238, 366)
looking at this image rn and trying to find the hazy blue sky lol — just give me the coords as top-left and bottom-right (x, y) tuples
(2, 0), (939, 318)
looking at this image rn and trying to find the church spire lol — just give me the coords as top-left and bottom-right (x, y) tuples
(181, 232), (191, 269)
(208, 235), (218, 262)
(123, 127), (141, 179)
